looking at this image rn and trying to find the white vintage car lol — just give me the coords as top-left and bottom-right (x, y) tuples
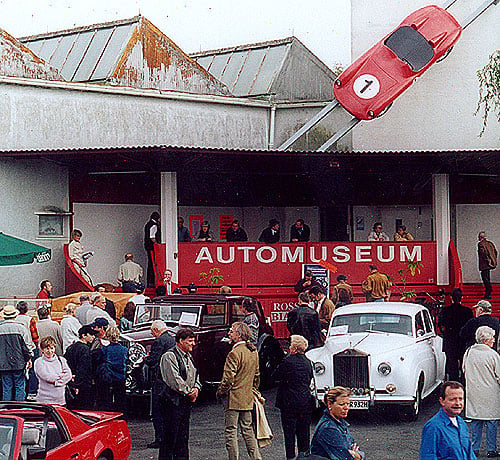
(306, 302), (445, 419)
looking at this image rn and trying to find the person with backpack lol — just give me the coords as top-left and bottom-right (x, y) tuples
(331, 275), (353, 308)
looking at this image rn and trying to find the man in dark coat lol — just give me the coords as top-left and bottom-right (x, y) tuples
(287, 292), (322, 349)
(437, 288), (473, 381)
(258, 219), (280, 244)
(478, 231), (498, 299)
(274, 334), (314, 460)
(144, 320), (176, 449)
(144, 211), (161, 287)
(64, 325), (97, 409)
(225, 220), (248, 242)
(294, 270), (321, 294)
(460, 300), (500, 350)
(290, 219), (311, 242)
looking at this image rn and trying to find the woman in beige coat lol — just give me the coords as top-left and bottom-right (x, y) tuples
(462, 325), (500, 457)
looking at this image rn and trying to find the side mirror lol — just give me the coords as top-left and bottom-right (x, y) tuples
(28, 447), (47, 459)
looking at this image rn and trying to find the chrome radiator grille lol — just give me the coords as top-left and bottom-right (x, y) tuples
(333, 350), (369, 389)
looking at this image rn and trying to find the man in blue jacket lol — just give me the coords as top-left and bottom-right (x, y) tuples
(420, 381), (476, 459)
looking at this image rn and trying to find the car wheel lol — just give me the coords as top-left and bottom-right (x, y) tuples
(401, 376), (423, 422)
(437, 46), (454, 62)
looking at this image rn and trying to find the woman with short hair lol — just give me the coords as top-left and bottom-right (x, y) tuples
(310, 386), (365, 460)
(34, 336), (72, 405)
(462, 325), (500, 457)
(274, 335), (314, 460)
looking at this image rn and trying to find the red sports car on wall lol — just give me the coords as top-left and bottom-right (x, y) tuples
(0, 402), (130, 459)
(334, 5), (462, 120)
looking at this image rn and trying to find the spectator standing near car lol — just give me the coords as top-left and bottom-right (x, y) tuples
(15, 301), (38, 398)
(287, 292), (322, 349)
(394, 225), (414, 241)
(478, 231), (498, 299)
(96, 327), (128, 414)
(290, 219), (310, 242)
(362, 264), (391, 302)
(0, 305), (33, 401)
(225, 220), (248, 242)
(95, 285), (117, 321)
(64, 325), (96, 410)
(420, 381), (476, 460)
(144, 320), (176, 449)
(36, 279), (53, 299)
(119, 302), (136, 332)
(178, 216), (192, 242)
(36, 306), (64, 356)
(310, 386), (365, 460)
(294, 270), (321, 294)
(367, 222), (390, 241)
(241, 297), (260, 345)
(34, 336), (72, 406)
(460, 300), (500, 351)
(259, 219), (280, 244)
(438, 288), (474, 381)
(462, 326), (500, 457)
(217, 322), (262, 460)
(144, 212), (161, 287)
(159, 327), (201, 460)
(118, 253), (144, 293)
(86, 294), (116, 328)
(331, 275), (354, 307)
(61, 302), (82, 353)
(274, 335), (314, 460)
(309, 285), (335, 331)
(75, 294), (92, 325)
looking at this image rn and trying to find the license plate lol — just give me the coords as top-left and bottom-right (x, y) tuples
(349, 399), (369, 409)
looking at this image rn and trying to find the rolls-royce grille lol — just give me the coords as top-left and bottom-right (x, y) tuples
(333, 351), (369, 390)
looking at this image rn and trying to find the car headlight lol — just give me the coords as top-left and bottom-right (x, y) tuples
(313, 362), (326, 375)
(377, 362), (392, 376)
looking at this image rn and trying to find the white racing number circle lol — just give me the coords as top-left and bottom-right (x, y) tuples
(353, 74), (380, 99)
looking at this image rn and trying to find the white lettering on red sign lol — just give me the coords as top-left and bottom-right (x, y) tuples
(193, 245), (423, 265)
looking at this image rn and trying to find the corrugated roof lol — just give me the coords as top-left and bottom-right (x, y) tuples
(20, 17), (138, 82)
(191, 37), (294, 97)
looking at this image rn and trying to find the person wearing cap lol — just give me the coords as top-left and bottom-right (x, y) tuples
(64, 325), (97, 409)
(460, 300), (500, 351)
(117, 253), (144, 293)
(294, 270), (321, 294)
(259, 219), (280, 244)
(86, 294), (116, 328)
(144, 320), (176, 449)
(36, 306), (64, 356)
(0, 305), (33, 401)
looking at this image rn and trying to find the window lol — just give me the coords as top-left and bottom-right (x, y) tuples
(231, 302), (245, 324)
(332, 313), (412, 336)
(200, 304), (226, 326)
(422, 309), (434, 334)
(414, 312), (425, 336)
(384, 26), (434, 71)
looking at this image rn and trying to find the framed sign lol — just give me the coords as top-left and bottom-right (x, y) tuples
(303, 263), (330, 293)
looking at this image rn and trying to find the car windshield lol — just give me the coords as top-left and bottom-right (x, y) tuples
(134, 303), (202, 327)
(332, 313), (413, 336)
(0, 418), (17, 460)
(384, 26), (434, 71)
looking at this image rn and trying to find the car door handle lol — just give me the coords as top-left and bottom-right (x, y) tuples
(70, 454), (79, 458)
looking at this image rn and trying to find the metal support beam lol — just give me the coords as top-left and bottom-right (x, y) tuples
(462, 0), (498, 29)
(442, 0), (460, 10)
(317, 118), (361, 152)
(277, 100), (340, 151)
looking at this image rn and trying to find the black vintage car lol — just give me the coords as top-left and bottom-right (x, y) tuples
(120, 294), (284, 394)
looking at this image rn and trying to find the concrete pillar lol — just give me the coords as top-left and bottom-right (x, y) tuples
(160, 172), (178, 282)
(432, 174), (450, 285)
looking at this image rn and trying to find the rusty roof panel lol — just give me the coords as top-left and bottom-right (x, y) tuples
(59, 30), (95, 80)
(47, 35), (77, 70)
(0, 28), (64, 81)
(90, 24), (135, 80)
(220, 51), (247, 91)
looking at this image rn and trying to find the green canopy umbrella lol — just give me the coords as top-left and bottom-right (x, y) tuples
(0, 232), (51, 266)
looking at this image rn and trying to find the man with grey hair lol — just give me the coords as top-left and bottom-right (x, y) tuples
(274, 335), (314, 460)
(144, 320), (175, 449)
(460, 300), (500, 351)
(75, 294), (92, 325)
(86, 294), (116, 328)
(463, 325), (500, 457)
(478, 231), (498, 299)
(217, 322), (261, 460)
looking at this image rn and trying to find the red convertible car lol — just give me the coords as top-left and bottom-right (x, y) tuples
(0, 402), (130, 459)
(334, 5), (462, 119)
